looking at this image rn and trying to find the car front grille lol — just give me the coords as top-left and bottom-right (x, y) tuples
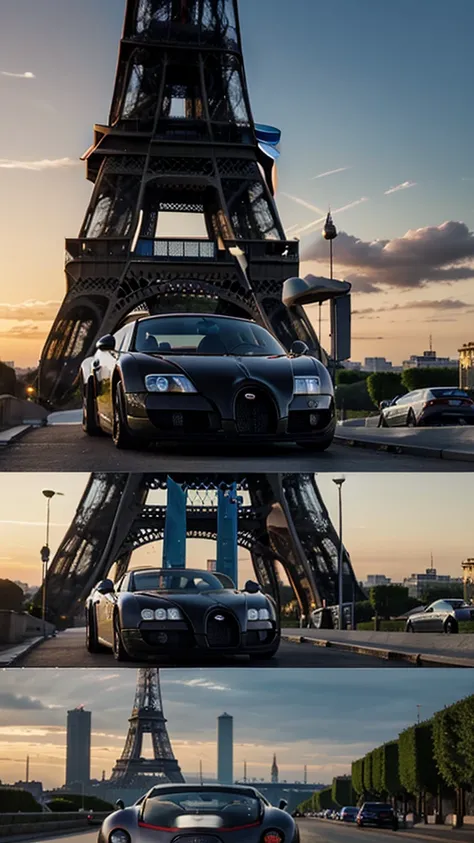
(206, 611), (240, 648)
(140, 629), (194, 649)
(234, 388), (276, 434)
(148, 409), (214, 433)
(287, 409), (332, 433)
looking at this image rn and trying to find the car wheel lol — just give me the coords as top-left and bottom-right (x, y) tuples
(406, 410), (417, 427)
(86, 606), (104, 653)
(444, 618), (458, 634)
(113, 613), (130, 662)
(82, 379), (101, 436)
(297, 435), (334, 452)
(406, 621), (415, 633)
(112, 382), (136, 450)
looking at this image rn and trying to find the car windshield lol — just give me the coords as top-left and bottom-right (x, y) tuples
(429, 388), (470, 398)
(131, 570), (224, 593)
(435, 599), (468, 609)
(133, 316), (285, 357)
(343, 808), (358, 813)
(364, 804), (392, 811)
(142, 790), (261, 828)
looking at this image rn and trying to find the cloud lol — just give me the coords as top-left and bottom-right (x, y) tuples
(311, 167), (350, 180)
(384, 180), (417, 195)
(281, 193), (326, 216)
(292, 197), (369, 239)
(0, 300), (60, 320)
(301, 220), (474, 292)
(353, 298), (472, 317)
(0, 692), (55, 711)
(1, 71), (35, 79)
(0, 321), (49, 340)
(0, 158), (78, 172)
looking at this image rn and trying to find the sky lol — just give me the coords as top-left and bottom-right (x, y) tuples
(0, 472), (472, 587)
(0, 668), (472, 789)
(1, 0), (474, 367)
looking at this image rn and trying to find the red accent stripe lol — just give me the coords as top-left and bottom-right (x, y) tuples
(138, 821), (261, 833)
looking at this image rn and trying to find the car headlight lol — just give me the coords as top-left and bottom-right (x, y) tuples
(259, 608), (270, 620)
(145, 374), (197, 393)
(294, 376), (321, 395)
(109, 831), (130, 843)
(248, 608), (259, 621)
(167, 607), (183, 621)
(141, 609), (154, 621)
(155, 608), (167, 621)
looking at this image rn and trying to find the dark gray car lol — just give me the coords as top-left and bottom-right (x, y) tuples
(379, 388), (474, 427)
(406, 599), (474, 633)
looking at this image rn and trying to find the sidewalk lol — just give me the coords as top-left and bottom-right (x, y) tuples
(0, 635), (46, 667)
(281, 629), (474, 667)
(335, 425), (474, 463)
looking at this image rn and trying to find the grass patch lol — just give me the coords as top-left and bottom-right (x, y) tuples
(459, 621), (474, 633)
(357, 621), (405, 632)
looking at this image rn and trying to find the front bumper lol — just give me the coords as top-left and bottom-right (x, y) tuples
(124, 391), (335, 443)
(120, 619), (280, 658)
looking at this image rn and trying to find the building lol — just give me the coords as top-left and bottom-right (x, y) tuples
(459, 343), (474, 389)
(342, 361), (362, 371)
(66, 706), (91, 788)
(363, 357), (395, 373)
(403, 567), (463, 599)
(402, 348), (458, 370)
(461, 559), (474, 602)
(217, 713), (233, 785)
(207, 559), (217, 572)
(363, 574), (392, 589)
(271, 754), (279, 783)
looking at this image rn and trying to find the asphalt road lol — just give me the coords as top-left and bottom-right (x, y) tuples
(299, 820), (474, 843)
(0, 424), (471, 471)
(14, 628), (408, 668)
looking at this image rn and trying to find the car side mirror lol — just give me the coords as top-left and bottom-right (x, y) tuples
(115, 800), (125, 810)
(97, 579), (115, 595)
(379, 400), (390, 410)
(96, 334), (116, 352)
(290, 340), (309, 357)
(245, 580), (261, 594)
(279, 799), (288, 811)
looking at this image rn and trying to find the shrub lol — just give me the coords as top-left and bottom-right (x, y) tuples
(366, 372), (406, 407)
(401, 367), (458, 392)
(0, 579), (25, 612)
(336, 369), (369, 385)
(336, 380), (373, 412)
(0, 787), (41, 812)
(47, 794), (114, 812)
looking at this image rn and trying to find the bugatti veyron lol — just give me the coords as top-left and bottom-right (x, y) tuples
(80, 313), (335, 450)
(85, 567), (280, 662)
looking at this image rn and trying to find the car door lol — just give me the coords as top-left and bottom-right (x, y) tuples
(384, 397), (403, 426)
(417, 604), (437, 631)
(390, 394), (409, 426)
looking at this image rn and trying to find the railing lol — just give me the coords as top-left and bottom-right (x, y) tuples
(226, 240), (299, 261)
(134, 237), (217, 261)
(65, 238), (130, 264)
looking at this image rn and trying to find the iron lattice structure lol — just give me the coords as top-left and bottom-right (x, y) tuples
(38, 0), (321, 406)
(39, 473), (365, 625)
(111, 667), (184, 785)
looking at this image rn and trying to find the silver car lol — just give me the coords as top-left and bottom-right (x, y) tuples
(379, 388), (474, 427)
(406, 599), (474, 633)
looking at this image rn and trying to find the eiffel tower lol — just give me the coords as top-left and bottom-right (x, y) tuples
(38, 473), (365, 625)
(111, 667), (184, 785)
(38, 0), (326, 407)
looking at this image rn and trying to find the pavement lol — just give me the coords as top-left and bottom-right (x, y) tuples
(12, 626), (412, 668)
(0, 414), (473, 471)
(0, 635), (45, 667)
(1, 829), (94, 843)
(298, 819), (474, 843)
(281, 629), (474, 667)
(335, 424), (474, 463)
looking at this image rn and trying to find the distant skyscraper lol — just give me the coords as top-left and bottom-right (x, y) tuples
(271, 754), (279, 783)
(66, 706), (91, 787)
(217, 713), (233, 784)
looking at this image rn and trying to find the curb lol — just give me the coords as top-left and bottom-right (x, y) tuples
(0, 424), (33, 448)
(0, 635), (46, 667)
(281, 635), (474, 668)
(334, 433), (474, 464)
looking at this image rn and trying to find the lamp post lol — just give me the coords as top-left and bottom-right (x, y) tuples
(332, 477), (346, 630)
(41, 489), (64, 637)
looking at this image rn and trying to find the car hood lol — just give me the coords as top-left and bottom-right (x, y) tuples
(131, 589), (262, 609)
(149, 353), (295, 397)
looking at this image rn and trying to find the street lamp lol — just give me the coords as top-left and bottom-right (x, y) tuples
(332, 477), (346, 630)
(41, 489), (64, 637)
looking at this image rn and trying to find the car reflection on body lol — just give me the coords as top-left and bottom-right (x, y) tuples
(99, 785), (299, 843)
(356, 803), (398, 830)
(80, 313), (336, 451)
(406, 599), (474, 633)
(378, 388), (474, 427)
(85, 567), (280, 662)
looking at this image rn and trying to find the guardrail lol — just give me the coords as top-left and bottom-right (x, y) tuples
(0, 811), (110, 837)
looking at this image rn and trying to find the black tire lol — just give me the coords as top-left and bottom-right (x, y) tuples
(86, 606), (104, 653)
(297, 435), (334, 453)
(406, 410), (417, 427)
(113, 613), (131, 662)
(82, 379), (101, 435)
(406, 621), (415, 633)
(112, 381), (136, 449)
(444, 617), (458, 634)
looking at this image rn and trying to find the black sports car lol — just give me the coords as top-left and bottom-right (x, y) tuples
(80, 313), (335, 450)
(99, 784), (298, 843)
(85, 567), (280, 662)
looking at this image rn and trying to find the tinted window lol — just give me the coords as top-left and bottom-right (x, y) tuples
(131, 570), (224, 593)
(429, 389), (469, 398)
(364, 804), (392, 811)
(133, 316), (285, 357)
(142, 790), (261, 828)
(435, 599), (467, 609)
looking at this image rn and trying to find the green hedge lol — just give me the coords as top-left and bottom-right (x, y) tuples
(357, 621), (405, 631)
(352, 758), (364, 795)
(399, 722), (439, 796)
(332, 776), (354, 807)
(47, 794), (113, 812)
(433, 695), (474, 788)
(0, 788), (42, 812)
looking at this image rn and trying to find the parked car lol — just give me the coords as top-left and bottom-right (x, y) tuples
(378, 388), (474, 427)
(406, 599), (474, 633)
(357, 803), (398, 829)
(340, 807), (359, 823)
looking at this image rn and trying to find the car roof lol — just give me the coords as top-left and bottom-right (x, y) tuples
(146, 783), (262, 797)
(129, 568), (218, 576)
(132, 313), (257, 326)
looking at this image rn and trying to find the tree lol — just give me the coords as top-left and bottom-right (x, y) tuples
(366, 372), (406, 407)
(401, 367), (458, 392)
(420, 583), (464, 604)
(335, 381), (374, 412)
(336, 369), (369, 385)
(0, 579), (25, 612)
(399, 722), (439, 818)
(355, 601), (374, 623)
(47, 794), (114, 812)
(352, 758), (365, 796)
(332, 776), (354, 807)
(0, 787), (41, 812)
(363, 751), (373, 794)
(371, 746), (383, 796)
(369, 585), (410, 620)
(317, 786), (339, 811)
(382, 741), (402, 798)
